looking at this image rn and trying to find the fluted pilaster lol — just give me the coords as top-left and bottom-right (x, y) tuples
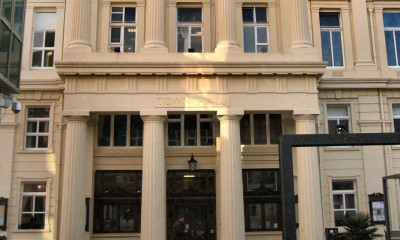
(218, 115), (245, 240)
(215, 0), (240, 53)
(140, 115), (167, 240)
(68, 0), (92, 51)
(293, 114), (324, 240)
(290, 0), (312, 48)
(60, 116), (88, 240)
(143, 0), (167, 52)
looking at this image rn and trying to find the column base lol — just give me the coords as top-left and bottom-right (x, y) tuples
(215, 41), (242, 54)
(67, 40), (92, 52)
(141, 41), (168, 53)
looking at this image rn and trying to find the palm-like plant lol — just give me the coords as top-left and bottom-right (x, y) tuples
(341, 212), (382, 240)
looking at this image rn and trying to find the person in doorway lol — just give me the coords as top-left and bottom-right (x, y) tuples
(172, 215), (187, 240)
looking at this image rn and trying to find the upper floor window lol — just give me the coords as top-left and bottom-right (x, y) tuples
(240, 113), (282, 145)
(332, 181), (357, 226)
(327, 105), (350, 134)
(25, 107), (50, 149)
(177, 8), (202, 53)
(109, 7), (136, 53)
(97, 114), (143, 147)
(32, 12), (56, 68)
(320, 12), (344, 67)
(242, 7), (269, 53)
(19, 182), (47, 229)
(168, 113), (215, 146)
(393, 105), (400, 132)
(384, 13), (400, 67)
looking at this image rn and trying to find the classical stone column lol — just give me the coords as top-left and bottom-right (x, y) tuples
(68, 0), (92, 51)
(140, 115), (166, 240)
(142, 0), (167, 52)
(215, 0), (241, 53)
(293, 114), (324, 240)
(218, 115), (245, 240)
(59, 116), (88, 240)
(290, 0), (313, 48)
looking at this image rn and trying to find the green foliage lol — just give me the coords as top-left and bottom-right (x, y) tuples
(341, 212), (382, 240)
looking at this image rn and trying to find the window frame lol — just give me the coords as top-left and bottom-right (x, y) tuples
(326, 105), (351, 134)
(240, 113), (283, 146)
(24, 106), (51, 150)
(383, 11), (400, 67)
(30, 11), (56, 69)
(319, 11), (345, 68)
(109, 6), (137, 53)
(176, 7), (203, 53)
(242, 169), (282, 232)
(242, 6), (269, 53)
(331, 180), (357, 227)
(166, 113), (216, 147)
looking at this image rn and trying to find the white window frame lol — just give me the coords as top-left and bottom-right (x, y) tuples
(393, 105), (400, 132)
(241, 113), (282, 146)
(109, 6), (137, 53)
(320, 11), (345, 68)
(167, 113), (216, 147)
(31, 11), (56, 69)
(332, 180), (357, 226)
(24, 106), (51, 150)
(242, 7), (269, 53)
(176, 7), (203, 53)
(326, 105), (351, 134)
(383, 12), (400, 67)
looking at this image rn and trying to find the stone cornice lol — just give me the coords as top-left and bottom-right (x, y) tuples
(318, 78), (400, 89)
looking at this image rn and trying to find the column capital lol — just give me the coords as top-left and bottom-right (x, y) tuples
(141, 115), (167, 122)
(292, 114), (318, 122)
(217, 115), (243, 122)
(64, 115), (90, 122)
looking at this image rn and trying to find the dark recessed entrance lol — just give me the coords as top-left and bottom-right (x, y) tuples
(167, 170), (216, 240)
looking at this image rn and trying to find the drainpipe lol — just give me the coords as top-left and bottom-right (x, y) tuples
(369, 4), (377, 65)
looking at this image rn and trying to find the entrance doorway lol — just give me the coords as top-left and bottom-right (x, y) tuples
(167, 170), (216, 240)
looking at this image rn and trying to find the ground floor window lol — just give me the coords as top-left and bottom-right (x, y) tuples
(243, 169), (282, 231)
(332, 180), (357, 226)
(93, 171), (142, 233)
(19, 182), (47, 229)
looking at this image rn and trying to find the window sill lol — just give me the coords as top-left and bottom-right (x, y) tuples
(92, 233), (140, 238)
(324, 146), (360, 151)
(17, 149), (54, 154)
(245, 231), (282, 235)
(13, 228), (51, 233)
(392, 145), (400, 150)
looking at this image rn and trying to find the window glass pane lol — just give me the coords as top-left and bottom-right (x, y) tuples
(327, 106), (348, 117)
(32, 50), (42, 67)
(328, 119), (338, 134)
(120, 205), (134, 232)
(334, 211), (345, 226)
(32, 213), (45, 229)
(384, 13), (400, 28)
(320, 12), (340, 28)
(393, 106), (400, 116)
(168, 122), (181, 146)
(1, 0), (12, 22)
(269, 114), (282, 144)
(333, 195), (343, 209)
(200, 114), (213, 119)
(191, 35), (202, 53)
(112, 7), (123, 13)
(111, 13), (123, 22)
(44, 31), (55, 47)
(26, 136), (37, 148)
(255, 8), (267, 23)
(264, 203), (279, 229)
(240, 114), (251, 144)
(114, 115), (127, 146)
(200, 122), (213, 146)
(254, 114), (267, 144)
(39, 122), (49, 133)
(0, 205), (5, 226)
(27, 122), (37, 133)
(243, 27), (256, 53)
(242, 8), (254, 22)
(98, 115), (111, 146)
(0, 22), (11, 77)
(177, 27), (188, 52)
(257, 27), (267, 43)
(111, 28), (121, 43)
(23, 183), (46, 192)
(33, 32), (45, 48)
(248, 203), (262, 229)
(168, 115), (181, 119)
(14, 0), (25, 35)
(184, 115), (197, 146)
(38, 136), (48, 148)
(130, 115), (143, 146)
(321, 31), (332, 67)
(28, 108), (49, 118)
(35, 197), (46, 212)
(22, 196), (33, 212)
(332, 181), (354, 190)
(102, 205), (118, 232)
(332, 31), (343, 67)
(385, 31), (397, 66)
(43, 50), (54, 67)
(124, 27), (136, 52)
(34, 12), (56, 29)
(246, 171), (277, 191)
(257, 45), (268, 53)
(396, 32), (400, 66)
(95, 171), (142, 194)
(395, 119), (400, 133)
(124, 7), (136, 22)
(338, 119), (349, 133)
(346, 194), (356, 209)
(177, 8), (202, 22)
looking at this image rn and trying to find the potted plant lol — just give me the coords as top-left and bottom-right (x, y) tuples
(341, 212), (382, 240)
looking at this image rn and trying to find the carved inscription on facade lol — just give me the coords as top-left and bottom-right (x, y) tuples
(156, 96), (230, 108)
